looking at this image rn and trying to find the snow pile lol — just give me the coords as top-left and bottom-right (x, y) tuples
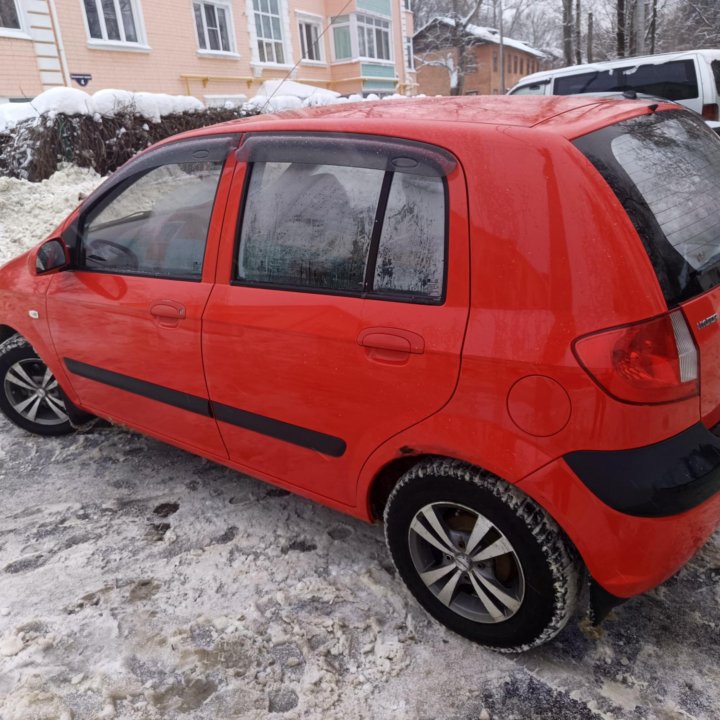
(0, 165), (103, 265)
(0, 88), (205, 132)
(257, 79), (340, 101)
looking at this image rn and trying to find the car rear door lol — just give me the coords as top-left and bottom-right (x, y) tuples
(46, 135), (238, 457)
(202, 133), (470, 506)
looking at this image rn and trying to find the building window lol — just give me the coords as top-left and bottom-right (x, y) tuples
(83, 0), (142, 44)
(493, 52), (497, 72)
(403, 0), (412, 10)
(331, 15), (351, 61)
(194, 2), (234, 52)
(299, 18), (322, 61)
(0, 0), (21, 30)
(357, 13), (390, 61)
(404, 38), (413, 70)
(253, 0), (285, 64)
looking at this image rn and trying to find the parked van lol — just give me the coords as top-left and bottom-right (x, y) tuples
(509, 49), (720, 121)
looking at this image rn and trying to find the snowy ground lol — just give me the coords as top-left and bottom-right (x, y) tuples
(0, 170), (719, 719)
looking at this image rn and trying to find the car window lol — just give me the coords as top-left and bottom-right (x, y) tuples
(555, 60), (699, 101)
(239, 162), (379, 292)
(80, 161), (224, 279)
(236, 145), (448, 302)
(509, 83), (547, 95)
(374, 173), (445, 299)
(575, 110), (720, 306)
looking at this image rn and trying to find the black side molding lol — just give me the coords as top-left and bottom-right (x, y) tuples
(63, 358), (346, 458)
(565, 422), (720, 518)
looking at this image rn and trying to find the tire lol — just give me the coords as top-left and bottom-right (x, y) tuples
(0, 334), (75, 436)
(384, 458), (582, 652)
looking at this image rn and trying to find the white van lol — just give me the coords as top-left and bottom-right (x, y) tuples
(508, 49), (720, 122)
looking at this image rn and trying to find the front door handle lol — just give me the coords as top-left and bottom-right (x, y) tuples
(151, 301), (186, 327)
(358, 327), (425, 364)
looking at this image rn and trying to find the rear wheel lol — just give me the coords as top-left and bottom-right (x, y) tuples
(384, 458), (582, 651)
(0, 335), (74, 436)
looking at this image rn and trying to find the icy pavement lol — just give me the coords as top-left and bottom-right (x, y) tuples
(0, 418), (718, 719)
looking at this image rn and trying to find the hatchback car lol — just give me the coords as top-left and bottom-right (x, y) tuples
(1, 96), (719, 652)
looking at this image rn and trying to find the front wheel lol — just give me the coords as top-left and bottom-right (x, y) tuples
(384, 459), (582, 652)
(0, 335), (74, 436)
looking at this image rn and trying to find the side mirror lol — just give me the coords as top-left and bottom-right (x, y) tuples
(34, 238), (70, 275)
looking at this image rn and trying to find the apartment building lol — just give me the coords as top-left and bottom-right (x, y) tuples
(0, 0), (416, 102)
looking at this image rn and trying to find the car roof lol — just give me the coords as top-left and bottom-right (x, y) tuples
(176, 95), (673, 143)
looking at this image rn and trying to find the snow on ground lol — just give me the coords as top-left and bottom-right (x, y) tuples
(0, 171), (719, 720)
(0, 166), (103, 265)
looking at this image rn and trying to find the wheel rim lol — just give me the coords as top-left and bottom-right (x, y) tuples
(408, 502), (525, 624)
(3, 358), (69, 426)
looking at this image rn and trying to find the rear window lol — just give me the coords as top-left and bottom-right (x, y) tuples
(555, 59), (698, 101)
(575, 110), (720, 307)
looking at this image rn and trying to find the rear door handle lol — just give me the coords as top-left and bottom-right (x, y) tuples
(358, 327), (425, 363)
(151, 301), (186, 327)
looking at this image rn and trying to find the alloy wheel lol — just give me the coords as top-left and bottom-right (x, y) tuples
(3, 359), (69, 427)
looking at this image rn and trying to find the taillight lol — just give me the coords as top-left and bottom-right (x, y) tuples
(702, 103), (719, 121)
(573, 311), (699, 404)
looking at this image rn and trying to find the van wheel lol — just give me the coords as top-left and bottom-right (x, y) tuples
(0, 335), (74, 436)
(384, 459), (581, 651)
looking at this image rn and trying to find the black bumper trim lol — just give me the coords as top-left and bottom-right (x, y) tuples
(564, 422), (720, 518)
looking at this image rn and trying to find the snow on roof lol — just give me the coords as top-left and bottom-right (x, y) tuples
(256, 79), (340, 100)
(415, 16), (545, 58)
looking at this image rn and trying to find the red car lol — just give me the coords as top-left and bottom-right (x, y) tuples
(1, 96), (719, 652)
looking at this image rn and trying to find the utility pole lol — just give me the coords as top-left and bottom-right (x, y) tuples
(499, 0), (505, 93)
(635, 0), (646, 54)
(587, 11), (593, 63)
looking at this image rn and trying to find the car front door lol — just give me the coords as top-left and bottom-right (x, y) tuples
(46, 135), (238, 458)
(202, 133), (470, 506)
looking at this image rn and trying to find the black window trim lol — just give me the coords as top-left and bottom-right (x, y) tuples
(63, 133), (240, 283)
(231, 131), (453, 306)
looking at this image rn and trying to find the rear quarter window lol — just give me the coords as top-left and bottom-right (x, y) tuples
(574, 110), (720, 307)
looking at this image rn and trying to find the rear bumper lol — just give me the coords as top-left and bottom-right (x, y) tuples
(518, 424), (720, 598)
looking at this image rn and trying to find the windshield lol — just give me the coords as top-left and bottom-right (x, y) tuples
(574, 109), (720, 306)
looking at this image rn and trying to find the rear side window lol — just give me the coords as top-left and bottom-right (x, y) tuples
(236, 134), (451, 303)
(575, 110), (720, 306)
(555, 60), (699, 101)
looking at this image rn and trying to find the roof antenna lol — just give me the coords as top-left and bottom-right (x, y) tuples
(648, 103), (658, 113)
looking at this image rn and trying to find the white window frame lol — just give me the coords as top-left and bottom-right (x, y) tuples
(356, 12), (392, 63)
(330, 13), (393, 66)
(0, 0), (30, 40)
(250, 0), (290, 66)
(297, 12), (324, 64)
(81, 0), (149, 51)
(193, 0), (238, 56)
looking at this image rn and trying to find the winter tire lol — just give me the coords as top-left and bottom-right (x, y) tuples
(384, 458), (582, 651)
(0, 334), (75, 436)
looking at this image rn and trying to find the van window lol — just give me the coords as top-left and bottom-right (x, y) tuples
(555, 59), (699, 101)
(509, 82), (547, 95)
(575, 110), (720, 306)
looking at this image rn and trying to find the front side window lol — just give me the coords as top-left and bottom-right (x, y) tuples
(0, 0), (21, 30)
(357, 13), (390, 61)
(83, 0), (142, 44)
(80, 161), (224, 279)
(253, 0), (285, 64)
(194, 1), (233, 52)
(236, 141), (448, 302)
(299, 18), (322, 61)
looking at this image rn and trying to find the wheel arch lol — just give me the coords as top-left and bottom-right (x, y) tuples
(0, 325), (20, 344)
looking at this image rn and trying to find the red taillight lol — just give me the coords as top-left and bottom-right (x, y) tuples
(573, 311), (699, 404)
(702, 103), (719, 121)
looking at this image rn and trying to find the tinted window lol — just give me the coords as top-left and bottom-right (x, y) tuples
(575, 110), (720, 306)
(555, 60), (698, 101)
(81, 161), (223, 279)
(236, 150), (448, 302)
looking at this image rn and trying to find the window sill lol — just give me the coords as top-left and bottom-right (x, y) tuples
(251, 62), (295, 70)
(359, 58), (395, 66)
(197, 49), (240, 60)
(331, 58), (359, 66)
(300, 59), (327, 67)
(0, 28), (31, 40)
(87, 40), (152, 53)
